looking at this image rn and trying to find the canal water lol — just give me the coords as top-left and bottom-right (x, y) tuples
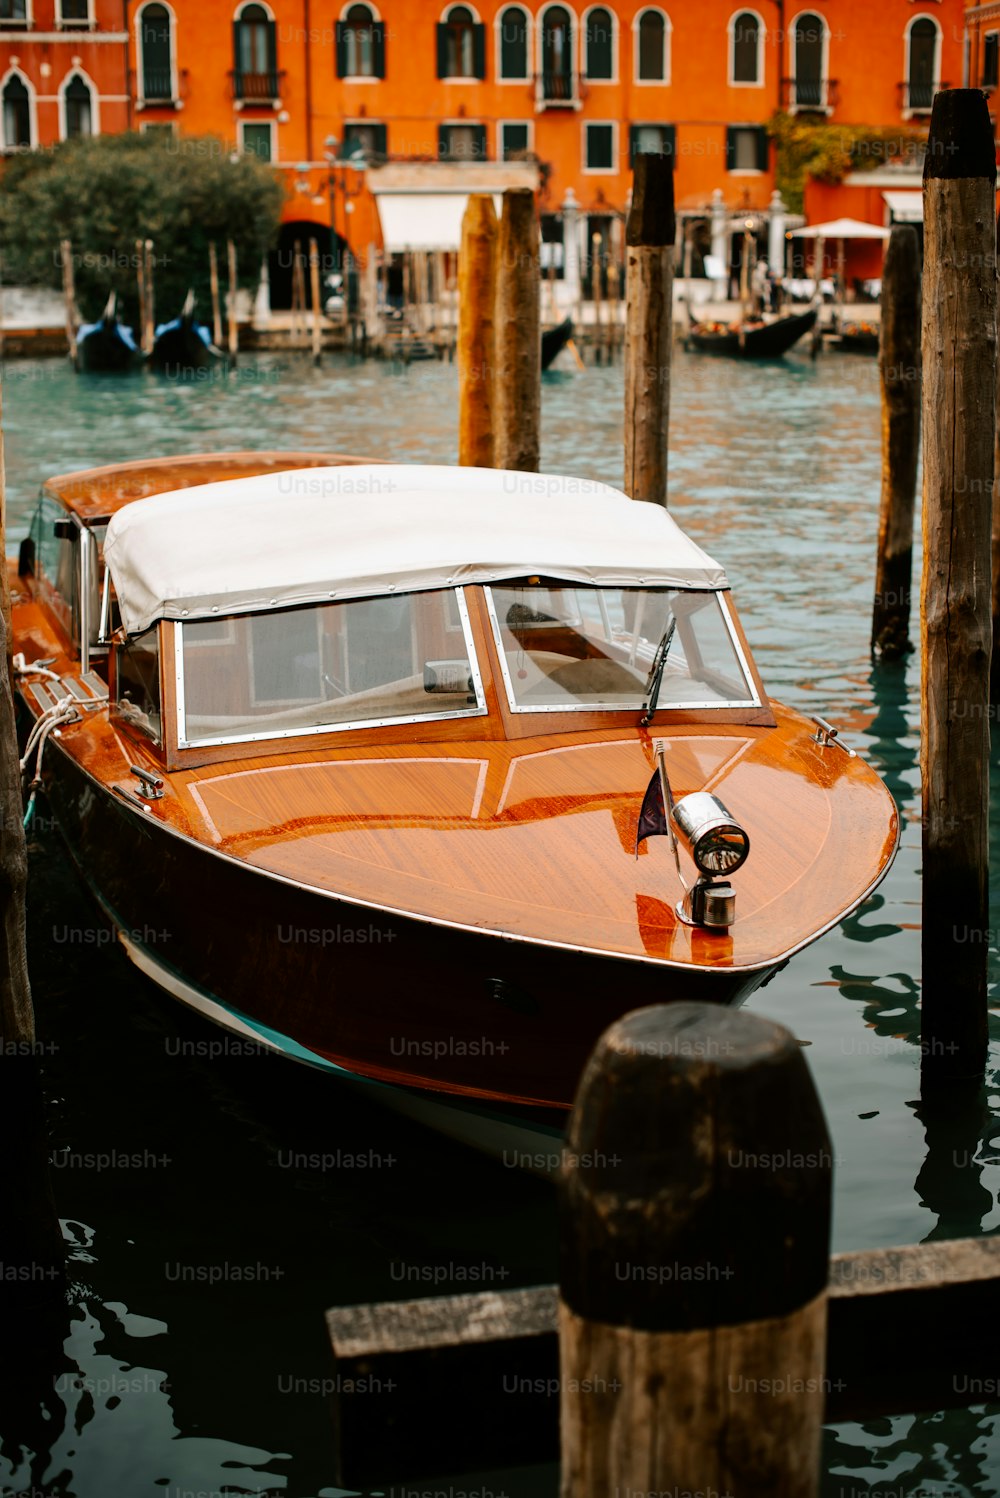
(1, 347), (998, 1497)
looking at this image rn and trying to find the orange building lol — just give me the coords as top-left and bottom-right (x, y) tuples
(0, 0), (972, 300)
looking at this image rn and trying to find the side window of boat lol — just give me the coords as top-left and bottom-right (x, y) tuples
(115, 627), (162, 743)
(30, 496), (77, 636)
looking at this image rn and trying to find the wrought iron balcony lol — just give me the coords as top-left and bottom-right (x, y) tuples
(536, 69), (577, 107)
(781, 77), (839, 111)
(230, 69), (285, 103)
(898, 79), (947, 113)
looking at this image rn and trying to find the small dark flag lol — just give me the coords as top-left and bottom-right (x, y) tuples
(635, 767), (669, 856)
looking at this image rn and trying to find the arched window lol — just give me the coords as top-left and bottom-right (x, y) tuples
(907, 17), (938, 110)
(585, 7), (613, 80)
(541, 6), (573, 97)
(2, 74), (30, 149)
(63, 73), (93, 137)
(731, 11), (760, 84)
(140, 3), (173, 100)
(233, 2), (278, 97)
(637, 9), (665, 82)
(498, 5), (528, 79)
(792, 12), (824, 108)
(437, 4), (483, 78)
(337, 3), (384, 78)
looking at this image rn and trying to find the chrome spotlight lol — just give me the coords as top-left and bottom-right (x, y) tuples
(671, 792), (750, 877)
(670, 791), (750, 931)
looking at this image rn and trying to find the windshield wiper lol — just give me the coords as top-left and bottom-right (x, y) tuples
(639, 615), (677, 727)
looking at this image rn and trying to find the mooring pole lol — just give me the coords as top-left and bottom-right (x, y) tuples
(920, 89), (996, 1090)
(591, 232), (604, 365)
(135, 239), (148, 355)
(872, 224), (921, 659)
(227, 238), (239, 364)
(143, 240), (155, 356)
(992, 212), (1000, 708)
(309, 236), (322, 367)
(495, 187), (541, 472)
(558, 1003), (831, 1498)
(0, 378), (64, 1316)
(624, 153), (675, 508)
(208, 241), (223, 347)
(457, 194), (497, 468)
(59, 239), (77, 368)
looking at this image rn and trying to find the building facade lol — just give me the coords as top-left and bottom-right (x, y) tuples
(0, 0), (975, 298)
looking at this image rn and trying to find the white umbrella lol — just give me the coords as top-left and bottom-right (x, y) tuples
(790, 218), (890, 240)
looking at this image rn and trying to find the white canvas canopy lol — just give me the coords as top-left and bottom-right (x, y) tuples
(102, 465), (730, 635)
(790, 218), (891, 240)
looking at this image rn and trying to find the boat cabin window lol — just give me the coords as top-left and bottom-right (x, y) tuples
(175, 588), (486, 747)
(115, 625), (162, 743)
(485, 582), (759, 713)
(27, 498), (103, 654)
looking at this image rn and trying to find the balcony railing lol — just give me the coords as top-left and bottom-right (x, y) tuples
(141, 68), (175, 102)
(536, 69), (576, 106)
(781, 77), (839, 111)
(898, 79), (947, 112)
(230, 69), (284, 103)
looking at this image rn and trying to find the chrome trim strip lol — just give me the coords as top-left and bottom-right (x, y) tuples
(174, 588), (489, 750)
(484, 584), (761, 715)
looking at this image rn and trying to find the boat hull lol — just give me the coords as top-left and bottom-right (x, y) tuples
(77, 321), (141, 373)
(39, 734), (769, 1117)
(684, 307), (818, 359)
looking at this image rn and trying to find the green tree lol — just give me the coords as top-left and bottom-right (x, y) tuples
(767, 113), (927, 215)
(0, 132), (285, 329)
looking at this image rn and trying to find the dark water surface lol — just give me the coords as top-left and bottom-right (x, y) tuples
(1, 349), (999, 1497)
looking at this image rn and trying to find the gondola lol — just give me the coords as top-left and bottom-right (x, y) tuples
(683, 305), (818, 359)
(150, 290), (226, 374)
(541, 316), (575, 371)
(75, 293), (142, 374)
(826, 322), (880, 354)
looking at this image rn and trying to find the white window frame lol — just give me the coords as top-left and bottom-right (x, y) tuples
(0, 65), (37, 150)
(499, 117), (533, 158)
(902, 13), (941, 119)
(134, 0), (178, 109)
(495, 2), (531, 82)
(339, 0), (382, 84)
(58, 67), (100, 140)
(788, 9), (831, 115)
(173, 589), (488, 750)
(0, 0), (33, 27)
(239, 116), (277, 161)
(139, 119), (178, 137)
(727, 122), (766, 175)
(440, 1), (482, 82)
(536, 0), (580, 101)
(582, 118), (617, 174)
(582, 3), (616, 84)
(728, 7), (764, 88)
(56, 0), (94, 29)
(632, 6), (671, 87)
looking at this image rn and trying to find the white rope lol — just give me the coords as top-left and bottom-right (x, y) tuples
(13, 651), (61, 684)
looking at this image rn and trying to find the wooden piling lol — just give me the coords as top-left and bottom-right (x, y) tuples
(457, 194), (497, 469)
(606, 258), (620, 365)
(624, 154), (675, 508)
(135, 238), (148, 354)
(920, 89), (996, 1089)
(225, 239), (238, 362)
(59, 239), (77, 367)
(208, 241), (223, 347)
(559, 1003), (831, 1498)
(143, 240), (155, 356)
(872, 224), (921, 659)
(495, 187), (541, 472)
(591, 232), (604, 364)
(309, 236), (322, 366)
(993, 212), (1000, 707)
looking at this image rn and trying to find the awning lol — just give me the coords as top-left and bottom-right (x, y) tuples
(791, 218), (891, 240)
(882, 191), (923, 224)
(375, 192), (501, 252)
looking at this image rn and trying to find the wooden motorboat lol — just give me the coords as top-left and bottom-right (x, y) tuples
(684, 306), (818, 359)
(12, 455), (898, 1156)
(76, 293), (142, 373)
(150, 290), (225, 374)
(541, 316), (575, 371)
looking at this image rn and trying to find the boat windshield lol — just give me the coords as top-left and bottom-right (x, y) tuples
(485, 582), (758, 713)
(177, 588), (486, 747)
